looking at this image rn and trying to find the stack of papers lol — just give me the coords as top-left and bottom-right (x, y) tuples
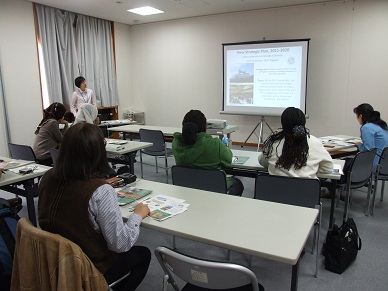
(106, 144), (125, 151)
(0, 160), (34, 170)
(116, 186), (152, 206)
(8, 165), (46, 174)
(107, 139), (128, 145)
(143, 194), (189, 221)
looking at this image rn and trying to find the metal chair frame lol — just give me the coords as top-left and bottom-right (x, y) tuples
(254, 173), (321, 278)
(371, 147), (388, 215)
(139, 129), (173, 183)
(155, 246), (262, 291)
(337, 150), (376, 217)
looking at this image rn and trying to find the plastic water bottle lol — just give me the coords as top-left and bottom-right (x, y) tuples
(222, 134), (230, 147)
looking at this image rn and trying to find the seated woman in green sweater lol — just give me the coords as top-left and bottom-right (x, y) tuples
(172, 109), (244, 196)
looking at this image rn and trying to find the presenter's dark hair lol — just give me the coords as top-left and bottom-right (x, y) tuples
(54, 123), (111, 181)
(75, 76), (86, 88)
(262, 107), (309, 170)
(353, 103), (387, 130)
(35, 102), (66, 134)
(181, 110), (207, 145)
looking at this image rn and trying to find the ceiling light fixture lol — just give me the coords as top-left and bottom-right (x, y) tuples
(127, 6), (164, 16)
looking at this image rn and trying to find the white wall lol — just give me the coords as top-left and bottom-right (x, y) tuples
(113, 22), (132, 120)
(0, 0), (134, 154)
(129, 0), (388, 143)
(1, 0), (388, 148)
(0, 0), (42, 150)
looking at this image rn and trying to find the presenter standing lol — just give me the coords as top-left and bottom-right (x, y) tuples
(70, 76), (96, 116)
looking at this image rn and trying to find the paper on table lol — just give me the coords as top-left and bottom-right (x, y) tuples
(0, 160), (34, 170)
(8, 165), (46, 174)
(142, 194), (189, 221)
(332, 164), (344, 175)
(232, 156), (249, 164)
(107, 139), (128, 145)
(105, 144), (125, 151)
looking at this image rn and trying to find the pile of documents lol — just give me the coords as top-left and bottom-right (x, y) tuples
(142, 195), (189, 221)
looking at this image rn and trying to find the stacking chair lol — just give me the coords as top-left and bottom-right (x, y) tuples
(139, 129), (173, 183)
(11, 218), (129, 291)
(171, 166), (229, 254)
(8, 143), (36, 162)
(370, 147), (388, 216)
(171, 166), (227, 194)
(337, 150), (376, 217)
(49, 148), (59, 167)
(155, 246), (264, 291)
(254, 173), (321, 278)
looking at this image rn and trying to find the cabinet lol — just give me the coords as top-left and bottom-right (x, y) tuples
(98, 106), (119, 138)
(98, 105), (118, 121)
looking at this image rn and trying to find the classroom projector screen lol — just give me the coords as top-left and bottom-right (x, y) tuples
(221, 39), (310, 116)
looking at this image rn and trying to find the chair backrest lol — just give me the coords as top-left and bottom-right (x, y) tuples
(49, 148), (59, 167)
(171, 166), (227, 194)
(8, 143), (36, 162)
(139, 129), (166, 153)
(348, 150), (375, 185)
(254, 173), (320, 209)
(11, 218), (108, 291)
(155, 246), (260, 291)
(378, 147), (388, 176)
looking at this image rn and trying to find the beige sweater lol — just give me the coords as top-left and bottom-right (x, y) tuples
(11, 218), (108, 291)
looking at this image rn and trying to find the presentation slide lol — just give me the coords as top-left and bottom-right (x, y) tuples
(222, 39), (309, 116)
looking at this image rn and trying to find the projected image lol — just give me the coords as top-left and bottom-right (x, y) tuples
(229, 84), (253, 104)
(222, 39), (309, 116)
(229, 63), (254, 83)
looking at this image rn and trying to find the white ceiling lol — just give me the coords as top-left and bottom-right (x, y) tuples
(27, 0), (338, 25)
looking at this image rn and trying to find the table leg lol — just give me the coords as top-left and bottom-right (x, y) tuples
(22, 179), (38, 227)
(328, 180), (337, 228)
(291, 261), (299, 291)
(129, 152), (135, 175)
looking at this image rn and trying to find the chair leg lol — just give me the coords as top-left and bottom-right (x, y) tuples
(140, 151), (144, 178)
(381, 181), (385, 202)
(165, 153), (168, 184)
(163, 274), (169, 291)
(365, 178), (372, 216)
(371, 175), (378, 216)
(336, 188), (341, 207)
(155, 157), (159, 173)
(349, 189), (352, 206)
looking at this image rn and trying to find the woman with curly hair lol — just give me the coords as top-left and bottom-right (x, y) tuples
(259, 107), (333, 178)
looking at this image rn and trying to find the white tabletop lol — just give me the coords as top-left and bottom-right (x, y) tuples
(108, 124), (239, 137)
(0, 157), (51, 187)
(121, 179), (318, 265)
(231, 149), (345, 180)
(105, 139), (153, 155)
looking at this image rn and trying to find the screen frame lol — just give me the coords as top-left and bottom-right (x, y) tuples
(221, 39), (310, 117)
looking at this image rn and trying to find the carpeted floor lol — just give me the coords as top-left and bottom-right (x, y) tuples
(2, 146), (388, 290)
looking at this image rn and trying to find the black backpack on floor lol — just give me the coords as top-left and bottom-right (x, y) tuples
(0, 198), (20, 290)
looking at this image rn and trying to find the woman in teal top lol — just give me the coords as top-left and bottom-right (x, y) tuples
(353, 103), (388, 167)
(172, 110), (244, 196)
